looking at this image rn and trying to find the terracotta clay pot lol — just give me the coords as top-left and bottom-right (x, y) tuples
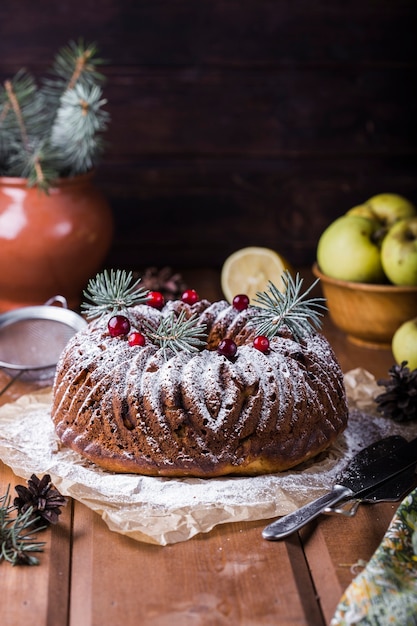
(0, 172), (114, 312)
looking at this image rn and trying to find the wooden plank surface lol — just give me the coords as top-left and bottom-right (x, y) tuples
(1, 1), (416, 68)
(1, 1), (416, 269)
(302, 503), (400, 623)
(101, 156), (417, 270)
(70, 505), (323, 626)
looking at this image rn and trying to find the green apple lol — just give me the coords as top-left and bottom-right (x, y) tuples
(381, 217), (417, 286)
(346, 204), (376, 220)
(317, 215), (386, 283)
(392, 317), (417, 371)
(364, 193), (416, 227)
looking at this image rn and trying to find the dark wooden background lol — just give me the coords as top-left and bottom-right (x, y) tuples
(1, 0), (416, 273)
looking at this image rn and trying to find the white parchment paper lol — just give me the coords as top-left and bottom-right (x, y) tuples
(1, 368), (416, 545)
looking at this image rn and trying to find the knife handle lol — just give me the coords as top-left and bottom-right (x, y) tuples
(262, 484), (353, 540)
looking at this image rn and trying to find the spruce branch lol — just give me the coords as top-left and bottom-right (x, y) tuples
(4, 79), (30, 149)
(1, 71), (48, 145)
(82, 269), (150, 320)
(50, 40), (105, 90)
(251, 271), (327, 342)
(0, 484), (45, 566)
(0, 39), (109, 190)
(143, 310), (208, 360)
(1, 475), (66, 566)
(0, 70), (50, 185)
(6, 137), (60, 191)
(66, 42), (102, 90)
(49, 83), (109, 175)
(41, 39), (106, 112)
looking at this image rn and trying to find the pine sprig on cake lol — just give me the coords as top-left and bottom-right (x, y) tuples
(251, 271), (326, 341)
(143, 310), (208, 360)
(82, 269), (149, 319)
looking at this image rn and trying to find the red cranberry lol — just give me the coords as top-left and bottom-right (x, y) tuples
(147, 291), (165, 309)
(253, 335), (270, 353)
(217, 338), (237, 359)
(232, 294), (250, 311)
(128, 331), (146, 347)
(108, 315), (131, 337)
(181, 289), (200, 305)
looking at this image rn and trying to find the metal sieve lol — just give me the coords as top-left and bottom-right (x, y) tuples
(0, 296), (87, 394)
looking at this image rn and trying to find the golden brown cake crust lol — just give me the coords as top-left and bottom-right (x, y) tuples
(51, 300), (349, 476)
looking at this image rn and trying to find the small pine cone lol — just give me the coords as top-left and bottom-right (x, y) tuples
(14, 474), (67, 528)
(137, 267), (187, 300)
(375, 361), (417, 422)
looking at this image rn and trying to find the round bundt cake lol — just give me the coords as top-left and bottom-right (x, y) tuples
(51, 270), (349, 477)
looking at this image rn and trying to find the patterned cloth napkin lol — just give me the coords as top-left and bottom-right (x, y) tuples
(331, 487), (417, 626)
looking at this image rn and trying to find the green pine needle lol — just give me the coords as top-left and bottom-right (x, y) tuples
(251, 271), (327, 341)
(82, 269), (150, 320)
(0, 485), (45, 567)
(143, 310), (208, 360)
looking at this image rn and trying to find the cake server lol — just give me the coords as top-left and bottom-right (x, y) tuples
(262, 434), (417, 541)
(323, 464), (416, 517)
(324, 435), (416, 516)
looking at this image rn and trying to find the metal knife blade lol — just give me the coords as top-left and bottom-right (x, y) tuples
(262, 434), (417, 541)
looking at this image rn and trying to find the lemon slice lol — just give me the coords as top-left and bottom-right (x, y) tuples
(221, 246), (293, 303)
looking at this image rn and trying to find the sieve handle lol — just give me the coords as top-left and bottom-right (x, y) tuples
(43, 295), (68, 309)
(0, 369), (25, 396)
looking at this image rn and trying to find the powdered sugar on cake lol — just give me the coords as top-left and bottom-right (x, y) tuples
(51, 298), (348, 477)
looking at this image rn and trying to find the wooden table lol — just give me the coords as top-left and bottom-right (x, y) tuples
(0, 269), (406, 626)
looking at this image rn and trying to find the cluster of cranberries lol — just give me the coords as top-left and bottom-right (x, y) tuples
(107, 289), (167, 343)
(216, 294), (270, 358)
(107, 289), (202, 344)
(107, 290), (270, 358)
(107, 315), (145, 346)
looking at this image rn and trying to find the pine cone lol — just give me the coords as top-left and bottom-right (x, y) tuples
(375, 361), (417, 422)
(14, 474), (67, 528)
(136, 267), (187, 300)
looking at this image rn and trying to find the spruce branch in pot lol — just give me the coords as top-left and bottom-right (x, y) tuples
(0, 39), (109, 192)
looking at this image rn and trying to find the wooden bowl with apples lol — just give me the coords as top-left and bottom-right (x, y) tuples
(312, 263), (417, 348)
(314, 193), (417, 349)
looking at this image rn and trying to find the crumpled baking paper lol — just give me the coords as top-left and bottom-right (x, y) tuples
(0, 368), (417, 545)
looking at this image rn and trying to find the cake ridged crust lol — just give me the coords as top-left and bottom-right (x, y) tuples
(51, 299), (348, 477)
